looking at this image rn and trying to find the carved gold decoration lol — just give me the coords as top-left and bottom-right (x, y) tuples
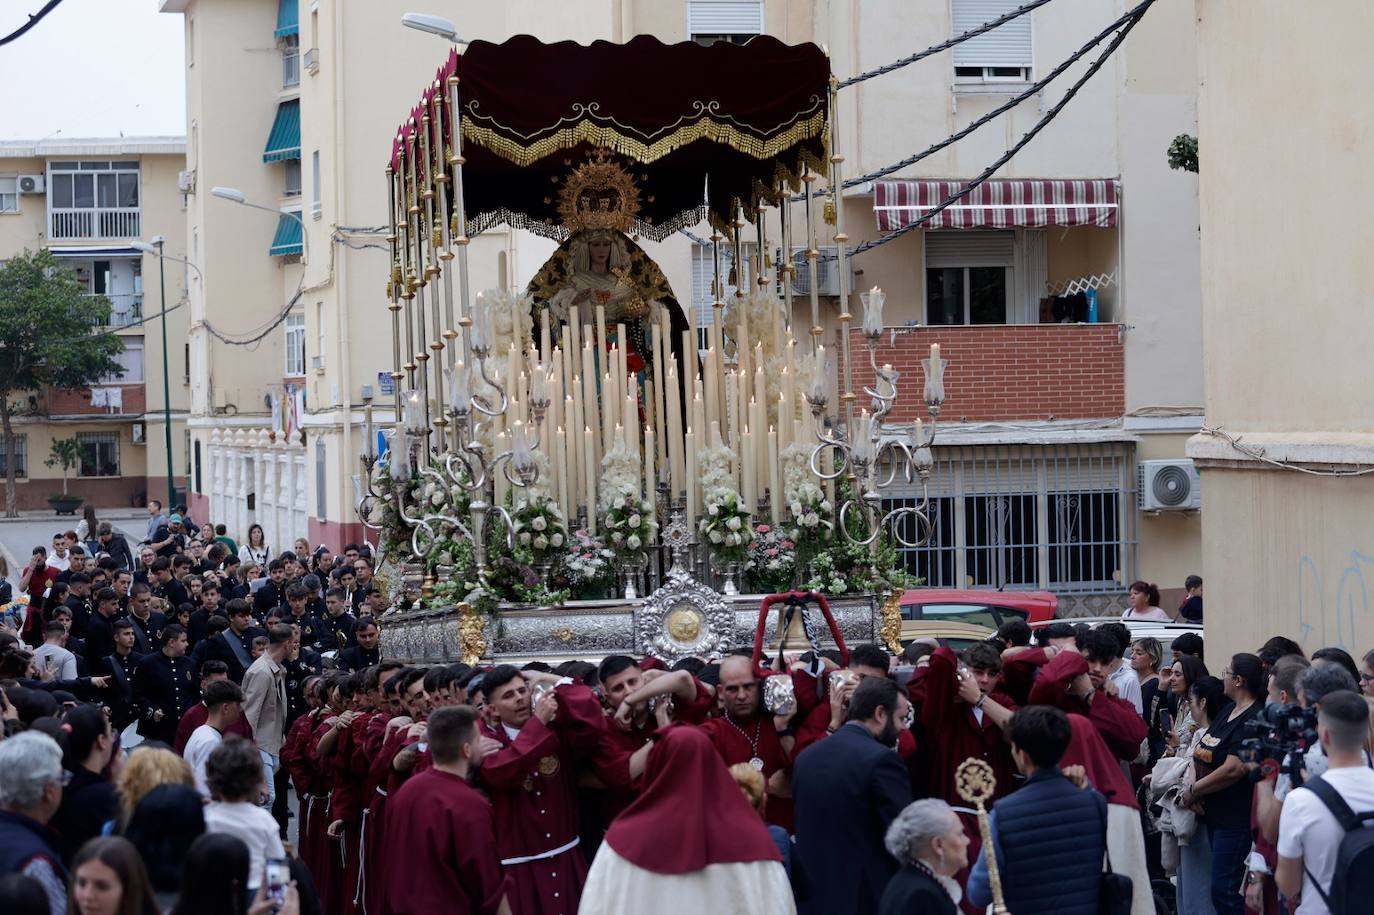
(880, 591), (903, 655)
(551, 626), (576, 643)
(557, 150), (640, 234)
(956, 758), (1009, 914)
(457, 602), (487, 665)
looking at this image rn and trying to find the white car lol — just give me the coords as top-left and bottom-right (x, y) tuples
(1030, 615), (1204, 647)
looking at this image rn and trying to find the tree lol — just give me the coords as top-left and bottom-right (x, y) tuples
(1168, 134), (1198, 173)
(44, 437), (83, 497)
(0, 250), (125, 517)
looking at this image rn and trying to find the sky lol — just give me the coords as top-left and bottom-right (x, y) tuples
(0, 0), (186, 140)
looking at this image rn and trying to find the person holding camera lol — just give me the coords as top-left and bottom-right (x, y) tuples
(1276, 689), (1374, 914)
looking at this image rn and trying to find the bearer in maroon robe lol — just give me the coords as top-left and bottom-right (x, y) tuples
(351, 663), (402, 915)
(477, 664), (648, 915)
(364, 668), (432, 915)
(696, 655), (796, 829)
(1028, 647), (1148, 762)
(381, 704), (512, 915)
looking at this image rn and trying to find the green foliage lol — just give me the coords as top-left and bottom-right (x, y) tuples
(1168, 134), (1198, 174)
(44, 437), (85, 496)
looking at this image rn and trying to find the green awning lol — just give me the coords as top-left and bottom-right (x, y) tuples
(262, 99), (300, 162)
(275, 0), (298, 38)
(269, 213), (303, 256)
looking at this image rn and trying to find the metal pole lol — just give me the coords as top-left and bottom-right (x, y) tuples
(155, 240), (175, 507)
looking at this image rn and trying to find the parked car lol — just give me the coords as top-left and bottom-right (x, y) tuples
(898, 588), (1058, 631)
(898, 619), (999, 654)
(1028, 616), (1205, 647)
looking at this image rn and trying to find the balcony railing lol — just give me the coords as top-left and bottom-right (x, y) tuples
(50, 208), (141, 240)
(87, 292), (143, 328)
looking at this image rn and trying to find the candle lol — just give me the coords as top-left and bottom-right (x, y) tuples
(583, 425), (597, 534)
(565, 394), (579, 509)
(753, 361), (766, 429)
(539, 309), (551, 362)
(494, 430), (509, 507)
(666, 364), (683, 498)
(643, 425), (655, 494)
(595, 304), (608, 369)
(685, 427), (697, 532)
(911, 418), (924, 451)
(704, 346), (719, 439)
(710, 420), (724, 451)
(862, 286), (885, 336)
(810, 344), (827, 403)
(364, 404), (374, 458)
(651, 321), (666, 471)
(741, 426), (756, 516)
(749, 396), (765, 500)
(581, 341), (599, 463)
(555, 426), (568, 518)
(931, 342), (940, 365)
(767, 427), (781, 525)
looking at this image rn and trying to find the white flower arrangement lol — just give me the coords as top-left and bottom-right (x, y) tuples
(478, 287), (535, 355)
(698, 489), (754, 562)
(511, 495), (568, 558)
(780, 441), (833, 542)
(604, 494), (657, 559)
(598, 434), (642, 513)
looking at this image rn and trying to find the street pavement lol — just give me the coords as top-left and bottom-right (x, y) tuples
(0, 509), (147, 587)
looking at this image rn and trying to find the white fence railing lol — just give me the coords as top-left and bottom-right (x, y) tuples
(50, 208), (141, 240)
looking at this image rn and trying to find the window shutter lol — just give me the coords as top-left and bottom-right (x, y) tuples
(952, 0), (1033, 68)
(688, 0), (764, 35)
(924, 231), (1015, 268)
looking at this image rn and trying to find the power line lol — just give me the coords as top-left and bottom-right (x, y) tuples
(838, 0), (1055, 89)
(0, 0), (64, 48)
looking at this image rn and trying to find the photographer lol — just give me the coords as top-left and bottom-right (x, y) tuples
(1276, 689), (1374, 914)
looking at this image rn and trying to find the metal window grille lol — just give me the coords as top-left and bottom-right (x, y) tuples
(0, 434), (28, 477)
(76, 431), (120, 478)
(881, 442), (1136, 593)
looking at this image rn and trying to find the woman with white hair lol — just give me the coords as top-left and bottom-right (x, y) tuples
(0, 732), (69, 915)
(878, 798), (969, 915)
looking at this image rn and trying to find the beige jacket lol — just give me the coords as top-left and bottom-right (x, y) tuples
(241, 654), (287, 755)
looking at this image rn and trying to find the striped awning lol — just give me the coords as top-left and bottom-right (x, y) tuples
(269, 213), (303, 257)
(874, 179), (1119, 231)
(262, 99), (300, 163)
(275, 0), (299, 38)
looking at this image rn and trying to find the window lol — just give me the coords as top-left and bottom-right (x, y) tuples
(887, 443), (1136, 593)
(0, 434), (27, 478)
(690, 241), (757, 352)
(0, 176), (17, 213)
(924, 231), (1012, 325)
(688, 0), (762, 45)
(48, 161), (140, 239)
(76, 432), (120, 478)
(315, 301), (326, 369)
(315, 438), (327, 518)
(101, 339), (144, 384)
(284, 313), (306, 376)
(952, 0), (1034, 84)
(281, 34), (300, 87)
(311, 150), (321, 219)
(283, 158), (302, 197)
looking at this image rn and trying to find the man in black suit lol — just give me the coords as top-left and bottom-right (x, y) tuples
(315, 586), (358, 654)
(283, 584), (322, 651)
(132, 623), (199, 744)
(253, 559), (289, 617)
(148, 557), (189, 610)
(83, 587), (123, 672)
(792, 676), (914, 915)
(125, 583), (169, 655)
(62, 571), (94, 639)
(336, 617), (381, 672)
(187, 580), (221, 646)
(201, 599), (262, 683)
(101, 619), (145, 730)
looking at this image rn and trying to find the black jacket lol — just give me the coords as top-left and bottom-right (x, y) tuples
(102, 649), (145, 730)
(877, 864), (959, 915)
(254, 580), (287, 616)
(99, 534), (135, 571)
(62, 593), (92, 639)
(200, 628), (262, 683)
(336, 645), (380, 672)
(83, 610), (120, 670)
(125, 610), (168, 655)
(132, 651), (199, 743)
(792, 721), (915, 915)
(49, 768), (117, 865)
(316, 611), (358, 653)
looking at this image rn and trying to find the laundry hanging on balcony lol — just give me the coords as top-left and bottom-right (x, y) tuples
(873, 179), (1119, 231)
(263, 99), (301, 162)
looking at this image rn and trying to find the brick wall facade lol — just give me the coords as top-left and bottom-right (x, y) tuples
(848, 324), (1125, 423)
(46, 384), (147, 417)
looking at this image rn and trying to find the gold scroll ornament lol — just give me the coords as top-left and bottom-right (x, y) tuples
(457, 602), (487, 665)
(955, 757), (1010, 915)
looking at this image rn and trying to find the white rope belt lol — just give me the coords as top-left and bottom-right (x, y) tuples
(375, 786), (387, 797)
(500, 836), (579, 866)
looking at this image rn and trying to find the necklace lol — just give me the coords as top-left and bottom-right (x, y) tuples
(911, 858), (961, 907)
(724, 714), (764, 771)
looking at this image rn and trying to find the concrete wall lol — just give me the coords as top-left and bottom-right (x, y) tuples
(1191, 0), (1374, 660)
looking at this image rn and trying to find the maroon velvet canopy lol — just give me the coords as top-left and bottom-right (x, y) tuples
(390, 34), (830, 240)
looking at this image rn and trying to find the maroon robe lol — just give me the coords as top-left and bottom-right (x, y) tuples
(696, 712), (793, 829)
(381, 768), (509, 915)
(353, 712), (390, 915)
(173, 699), (255, 753)
(308, 715), (343, 912)
(477, 683), (621, 915)
(364, 719), (424, 915)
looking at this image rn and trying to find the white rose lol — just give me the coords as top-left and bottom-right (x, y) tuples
(533, 535), (549, 550)
(821, 501), (832, 513)
(726, 516), (741, 531)
(627, 535), (641, 550)
(791, 502), (803, 516)
(805, 512), (819, 526)
(519, 532), (532, 546)
(628, 514), (641, 528)
(611, 532), (624, 545)
(709, 530), (724, 544)
(708, 504), (719, 516)
(430, 489), (445, 507)
(550, 533), (564, 547)
(532, 516), (547, 532)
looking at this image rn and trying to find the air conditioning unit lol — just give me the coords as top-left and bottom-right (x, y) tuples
(1138, 459), (1201, 512)
(131, 421), (145, 444)
(311, 355), (325, 372)
(18, 175), (45, 194)
(177, 169), (196, 193)
(784, 246), (846, 297)
(304, 48), (319, 73)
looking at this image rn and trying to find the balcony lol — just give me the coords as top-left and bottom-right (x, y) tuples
(87, 292), (143, 328)
(849, 323), (1125, 423)
(50, 207), (141, 241)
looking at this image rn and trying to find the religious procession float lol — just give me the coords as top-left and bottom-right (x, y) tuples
(362, 35), (953, 666)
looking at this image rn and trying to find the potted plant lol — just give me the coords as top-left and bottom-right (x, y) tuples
(45, 437), (85, 515)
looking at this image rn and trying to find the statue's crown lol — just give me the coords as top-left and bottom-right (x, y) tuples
(558, 150), (640, 234)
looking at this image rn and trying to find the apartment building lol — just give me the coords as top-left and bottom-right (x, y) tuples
(0, 137), (189, 511)
(166, 0), (1202, 612)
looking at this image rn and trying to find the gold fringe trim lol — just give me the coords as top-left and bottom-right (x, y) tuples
(461, 109), (828, 168)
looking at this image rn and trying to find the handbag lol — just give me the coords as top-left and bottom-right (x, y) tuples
(1098, 802), (1134, 915)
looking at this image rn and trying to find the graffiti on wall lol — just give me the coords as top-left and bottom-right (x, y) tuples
(1296, 549), (1374, 652)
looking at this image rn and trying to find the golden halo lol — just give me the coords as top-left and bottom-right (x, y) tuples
(557, 150), (640, 234)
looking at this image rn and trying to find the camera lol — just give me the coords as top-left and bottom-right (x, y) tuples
(1238, 702), (1318, 771)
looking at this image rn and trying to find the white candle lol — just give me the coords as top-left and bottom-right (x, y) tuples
(704, 346), (719, 438)
(643, 425), (655, 494)
(931, 342), (940, 365)
(540, 309), (551, 363)
(666, 364), (683, 498)
(767, 427), (781, 525)
(364, 404), (374, 458)
(810, 344), (827, 403)
(741, 426), (756, 516)
(555, 426), (568, 518)
(862, 286), (885, 336)
(565, 394), (579, 510)
(685, 427), (697, 532)
(583, 425), (597, 534)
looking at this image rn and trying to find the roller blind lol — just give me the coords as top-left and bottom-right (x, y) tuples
(952, 0), (1033, 68)
(924, 231), (1015, 268)
(689, 0), (764, 35)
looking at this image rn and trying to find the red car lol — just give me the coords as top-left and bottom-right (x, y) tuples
(898, 588), (1058, 631)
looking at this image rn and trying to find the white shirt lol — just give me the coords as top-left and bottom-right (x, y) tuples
(204, 801), (286, 890)
(1277, 764), (1374, 914)
(32, 643), (77, 681)
(1121, 606), (1172, 622)
(1108, 662), (1144, 715)
(46, 552), (70, 573)
(183, 723), (224, 799)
